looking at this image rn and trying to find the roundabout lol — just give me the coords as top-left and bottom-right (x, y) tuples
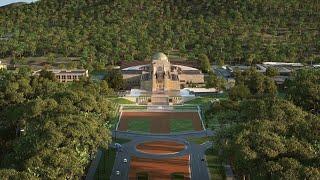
(110, 129), (214, 180)
(126, 137), (191, 159)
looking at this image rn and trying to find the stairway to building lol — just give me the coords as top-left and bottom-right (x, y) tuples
(151, 94), (169, 105)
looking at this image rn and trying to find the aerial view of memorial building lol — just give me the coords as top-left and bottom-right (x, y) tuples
(121, 52), (205, 105)
(122, 52), (204, 91)
(0, 1), (319, 180)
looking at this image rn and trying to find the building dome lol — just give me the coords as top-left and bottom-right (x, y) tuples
(152, 52), (169, 62)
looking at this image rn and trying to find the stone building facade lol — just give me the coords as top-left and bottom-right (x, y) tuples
(122, 52), (204, 91)
(33, 69), (89, 83)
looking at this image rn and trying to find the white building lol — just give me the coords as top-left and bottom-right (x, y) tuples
(0, 61), (7, 70)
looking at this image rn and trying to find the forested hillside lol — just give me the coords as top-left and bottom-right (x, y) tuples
(0, 0), (319, 65)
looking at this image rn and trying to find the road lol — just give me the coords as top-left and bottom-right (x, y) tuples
(109, 131), (214, 180)
(109, 148), (131, 180)
(190, 142), (213, 180)
(112, 129), (214, 140)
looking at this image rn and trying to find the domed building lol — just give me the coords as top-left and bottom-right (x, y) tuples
(152, 52), (169, 62)
(122, 52), (204, 104)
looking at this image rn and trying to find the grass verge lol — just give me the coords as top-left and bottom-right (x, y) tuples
(121, 105), (147, 110)
(206, 147), (225, 180)
(127, 119), (150, 133)
(170, 119), (194, 132)
(187, 136), (210, 144)
(185, 97), (214, 105)
(94, 148), (116, 180)
(113, 138), (131, 144)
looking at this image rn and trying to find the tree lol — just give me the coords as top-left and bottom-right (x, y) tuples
(104, 70), (125, 91)
(266, 67), (279, 77)
(206, 71), (226, 90)
(198, 54), (211, 73)
(47, 53), (55, 64)
(232, 68), (277, 98)
(228, 83), (251, 101)
(0, 0), (318, 66)
(0, 71), (115, 179)
(216, 58), (224, 67)
(264, 78), (277, 97)
(210, 98), (320, 179)
(285, 69), (320, 113)
(39, 70), (56, 81)
(0, 169), (36, 179)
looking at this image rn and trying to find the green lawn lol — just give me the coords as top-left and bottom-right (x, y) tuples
(185, 97), (213, 105)
(206, 148), (225, 180)
(170, 119), (194, 132)
(185, 93), (228, 105)
(110, 98), (135, 104)
(174, 105), (197, 108)
(121, 105), (148, 110)
(127, 119), (150, 133)
(94, 148), (116, 180)
(187, 136), (210, 144)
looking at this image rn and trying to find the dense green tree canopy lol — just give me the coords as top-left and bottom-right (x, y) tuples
(285, 69), (320, 113)
(207, 99), (320, 179)
(266, 67), (279, 77)
(0, 0), (319, 64)
(0, 70), (117, 179)
(230, 68), (277, 100)
(104, 70), (125, 90)
(205, 71), (226, 90)
(207, 68), (319, 179)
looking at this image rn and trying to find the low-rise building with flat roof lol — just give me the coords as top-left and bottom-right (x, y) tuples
(33, 69), (89, 82)
(215, 62), (307, 85)
(313, 64), (320, 68)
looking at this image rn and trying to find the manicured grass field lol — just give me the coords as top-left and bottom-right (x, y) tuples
(173, 105), (198, 111)
(110, 98), (135, 104)
(206, 148), (225, 180)
(170, 119), (194, 132)
(127, 119), (150, 133)
(121, 105), (148, 110)
(185, 97), (214, 105)
(94, 148), (116, 180)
